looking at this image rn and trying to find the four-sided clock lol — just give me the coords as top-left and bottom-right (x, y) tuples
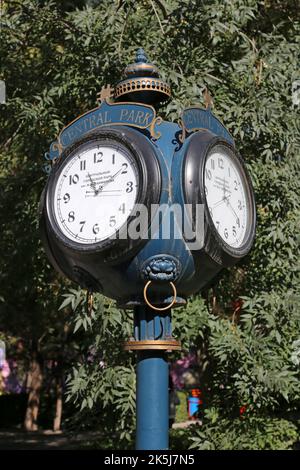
(40, 105), (256, 304)
(40, 124), (256, 304)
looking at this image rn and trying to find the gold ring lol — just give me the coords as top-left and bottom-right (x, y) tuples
(143, 280), (177, 311)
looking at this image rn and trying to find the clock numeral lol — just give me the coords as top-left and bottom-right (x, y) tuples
(224, 228), (228, 239)
(234, 180), (238, 190)
(63, 193), (70, 203)
(112, 153), (115, 165)
(92, 223), (99, 234)
(215, 221), (220, 231)
(94, 151), (103, 163)
(232, 226), (237, 237)
(68, 211), (75, 222)
(126, 181), (133, 193)
(121, 163), (128, 174)
(218, 158), (224, 169)
(119, 203), (125, 214)
(205, 169), (212, 180)
(211, 159), (215, 170)
(69, 174), (79, 185)
(79, 221), (86, 232)
(80, 160), (86, 171)
(109, 216), (116, 227)
(238, 200), (242, 210)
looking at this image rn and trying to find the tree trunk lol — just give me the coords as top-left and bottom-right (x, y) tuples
(24, 354), (43, 431)
(53, 376), (63, 432)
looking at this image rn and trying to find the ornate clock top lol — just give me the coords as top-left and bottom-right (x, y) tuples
(114, 48), (171, 106)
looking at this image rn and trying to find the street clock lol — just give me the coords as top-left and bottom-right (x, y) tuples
(41, 48), (256, 307)
(40, 48), (257, 450)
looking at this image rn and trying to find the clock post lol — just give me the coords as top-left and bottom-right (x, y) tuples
(124, 305), (179, 450)
(40, 48), (256, 451)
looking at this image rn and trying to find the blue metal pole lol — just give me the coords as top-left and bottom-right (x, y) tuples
(136, 350), (169, 450)
(133, 304), (171, 450)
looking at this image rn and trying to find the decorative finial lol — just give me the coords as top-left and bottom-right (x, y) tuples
(114, 48), (171, 106)
(97, 84), (114, 103)
(135, 48), (148, 64)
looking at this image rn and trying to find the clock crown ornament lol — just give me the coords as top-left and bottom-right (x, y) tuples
(114, 48), (171, 105)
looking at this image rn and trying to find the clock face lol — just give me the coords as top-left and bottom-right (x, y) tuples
(204, 145), (249, 248)
(53, 141), (139, 244)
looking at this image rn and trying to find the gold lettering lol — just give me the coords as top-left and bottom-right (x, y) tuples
(126, 110), (135, 122)
(135, 110), (144, 124)
(60, 134), (69, 147)
(96, 113), (104, 126)
(90, 115), (97, 128)
(67, 128), (77, 141)
(120, 109), (129, 121)
(142, 112), (152, 126)
(186, 111), (194, 125)
(74, 122), (84, 136)
(104, 111), (112, 123)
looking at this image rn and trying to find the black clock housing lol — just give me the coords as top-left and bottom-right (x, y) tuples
(39, 126), (162, 291)
(182, 130), (256, 273)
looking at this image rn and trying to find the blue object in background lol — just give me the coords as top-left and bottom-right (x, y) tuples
(188, 396), (200, 417)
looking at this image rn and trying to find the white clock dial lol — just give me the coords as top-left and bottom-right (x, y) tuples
(53, 143), (139, 244)
(204, 147), (248, 248)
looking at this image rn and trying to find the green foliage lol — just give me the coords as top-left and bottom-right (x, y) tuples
(189, 414), (299, 450)
(1, 0), (299, 449)
(61, 290), (135, 447)
(175, 391), (189, 423)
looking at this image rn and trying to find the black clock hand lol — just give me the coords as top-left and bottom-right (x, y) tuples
(87, 173), (97, 196)
(225, 198), (239, 222)
(97, 167), (123, 193)
(213, 183), (231, 194)
(85, 190), (122, 198)
(213, 198), (227, 209)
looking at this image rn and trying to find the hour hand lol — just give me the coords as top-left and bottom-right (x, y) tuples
(87, 173), (98, 195)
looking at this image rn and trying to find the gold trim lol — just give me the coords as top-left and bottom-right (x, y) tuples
(124, 339), (181, 351)
(125, 63), (159, 76)
(50, 141), (63, 164)
(143, 281), (177, 311)
(97, 84), (114, 103)
(114, 77), (171, 100)
(178, 118), (186, 144)
(149, 116), (163, 140)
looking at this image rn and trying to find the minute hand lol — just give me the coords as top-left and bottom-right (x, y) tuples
(97, 167), (123, 193)
(225, 198), (239, 221)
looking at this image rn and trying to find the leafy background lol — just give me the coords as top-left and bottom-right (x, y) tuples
(0, 0), (299, 449)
